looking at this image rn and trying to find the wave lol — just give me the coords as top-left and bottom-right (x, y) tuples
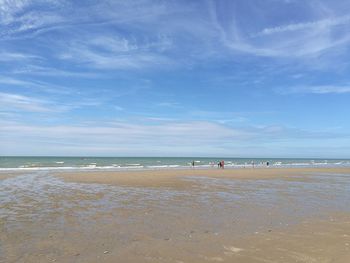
(1, 161), (350, 172)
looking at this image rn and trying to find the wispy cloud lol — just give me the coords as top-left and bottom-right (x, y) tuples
(0, 91), (104, 113)
(11, 65), (99, 78)
(1, 11), (64, 37)
(0, 0), (172, 39)
(257, 15), (350, 36)
(0, 91), (52, 112)
(210, 2), (350, 58)
(0, 51), (39, 61)
(0, 1), (205, 71)
(0, 0), (66, 37)
(281, 85), (350, 94)
(58, 35), (173, 69)
(2, 0), (350, 68)
(0, 0), (30, 25)
(156, 102), (182, 108)
(0, 76), (73, 94)
(0, 76), (31, 85)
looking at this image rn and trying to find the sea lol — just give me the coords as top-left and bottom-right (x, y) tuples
(1, 156), (350, 171)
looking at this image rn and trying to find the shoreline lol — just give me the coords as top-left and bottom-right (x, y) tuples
(1, 162), (350, 172)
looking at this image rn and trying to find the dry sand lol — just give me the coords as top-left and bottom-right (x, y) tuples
(1, 167), (350, 262)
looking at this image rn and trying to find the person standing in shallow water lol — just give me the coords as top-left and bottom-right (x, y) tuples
(192, 160), (195, 168)
(221, 160), (225, 169)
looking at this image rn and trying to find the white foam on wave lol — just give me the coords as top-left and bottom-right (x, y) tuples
(124, 165), (144, 168)
(0, 166), (78, 171)
(147, 165), (181, 169)
(288, 162), (311, 166)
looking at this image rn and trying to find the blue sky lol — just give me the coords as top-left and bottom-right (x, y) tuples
(1, 0), (350, 157)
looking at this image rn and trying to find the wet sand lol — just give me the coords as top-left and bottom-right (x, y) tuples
(57, 167), (350, 188)
(1, 167), (350, 262)
(0, 171), (24, 180)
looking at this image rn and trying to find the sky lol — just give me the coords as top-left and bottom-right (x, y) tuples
(1, 0), (350, 157)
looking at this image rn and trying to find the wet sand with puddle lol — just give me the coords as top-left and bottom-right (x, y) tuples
(1, 167), (350, 262)
(0, 171), (24, 181)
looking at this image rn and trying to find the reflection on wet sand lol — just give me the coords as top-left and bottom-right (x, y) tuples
(1, 168), (350, 262)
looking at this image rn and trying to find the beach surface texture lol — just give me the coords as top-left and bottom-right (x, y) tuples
(1, 167), (350, 262)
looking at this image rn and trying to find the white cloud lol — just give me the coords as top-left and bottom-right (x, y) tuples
(0, 121), (247, 147)
(0, 120), (346, 156)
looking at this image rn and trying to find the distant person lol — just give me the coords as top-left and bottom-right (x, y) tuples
(266, 161), (269, 167)
(221, 160), (225, 169)
(191, 160), (195, 168)
(218, 161), (221, 168)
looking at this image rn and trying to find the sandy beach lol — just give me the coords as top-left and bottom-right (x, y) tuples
(1, 167), (350, 262)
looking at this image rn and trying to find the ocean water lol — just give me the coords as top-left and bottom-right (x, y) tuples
(1, 156), (350, 171)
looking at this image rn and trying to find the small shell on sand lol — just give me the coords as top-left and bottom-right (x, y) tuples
(203, 256), (224, 262)
(224, 246), (243, 253)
